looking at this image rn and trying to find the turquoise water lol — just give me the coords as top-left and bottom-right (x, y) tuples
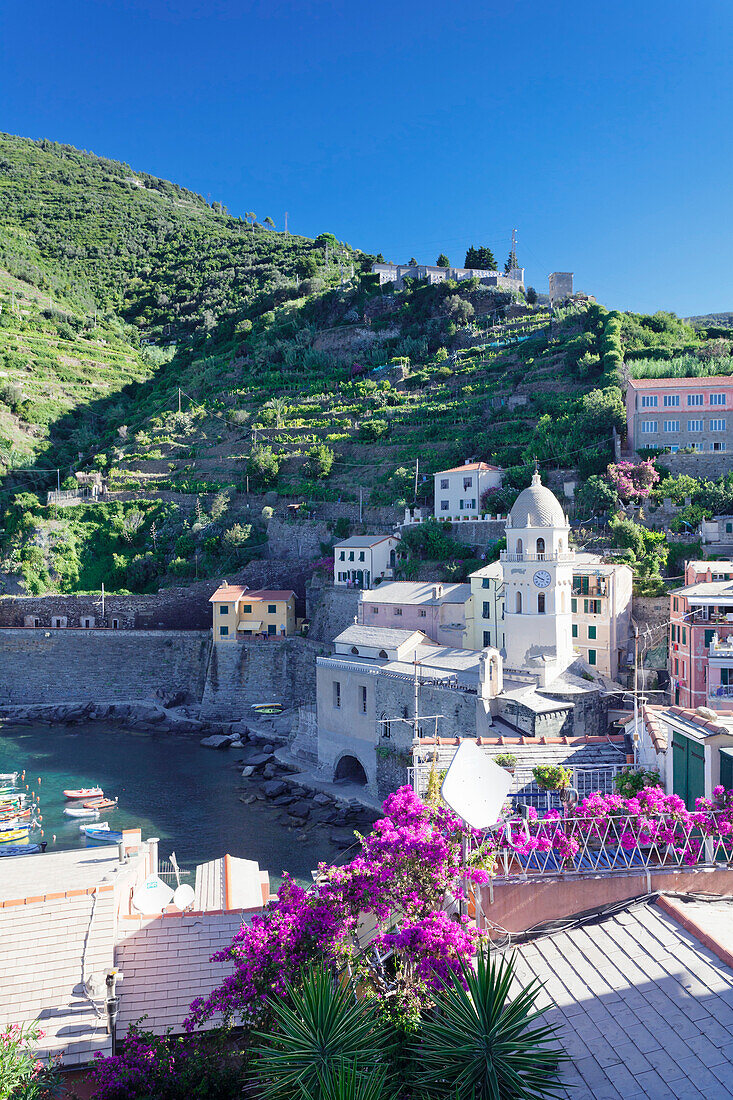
(0, 723), (337, 884)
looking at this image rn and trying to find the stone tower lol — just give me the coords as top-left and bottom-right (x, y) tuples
(501, 471), (574, 678)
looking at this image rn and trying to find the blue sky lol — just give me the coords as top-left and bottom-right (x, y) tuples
(1, 0), (731, 316)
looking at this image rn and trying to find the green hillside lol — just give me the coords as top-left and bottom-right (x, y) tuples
(0, 133), (731, 595)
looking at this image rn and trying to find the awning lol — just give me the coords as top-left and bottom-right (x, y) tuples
(237, 620), (263, 631)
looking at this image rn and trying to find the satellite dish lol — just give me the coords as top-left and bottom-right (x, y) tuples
(441, 741), (512, 830)
(132, 874), (174, 915)
(173, 883), (196, 911)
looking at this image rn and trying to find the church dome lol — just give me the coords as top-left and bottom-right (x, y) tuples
(509, 472), (567, 528)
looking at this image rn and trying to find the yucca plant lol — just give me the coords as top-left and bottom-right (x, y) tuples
(252, 966), (394, 1100)
(412, 948), (566, 1099)
(299, 1060), (400, 1100)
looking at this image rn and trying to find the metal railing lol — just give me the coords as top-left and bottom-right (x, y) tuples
(500, 552), (575, 564)
(709, 685), (733, 699)
(485, 807), (733, 881)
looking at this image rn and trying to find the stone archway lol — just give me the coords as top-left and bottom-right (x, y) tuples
(334, 754), (368, 786)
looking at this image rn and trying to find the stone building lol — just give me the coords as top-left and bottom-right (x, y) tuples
(548, 271), (573, 305)
(372, 262), (525, 293)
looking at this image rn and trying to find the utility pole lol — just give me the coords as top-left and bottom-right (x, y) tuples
(359, 487), (363, 523)
(178, 387), (182, 414)
(101, 583), (105, 620)
(414, 457), (419, 501)
(633, 622), (640, 764)
(284, 212), (288, 236)
(56, 469), (60, 493)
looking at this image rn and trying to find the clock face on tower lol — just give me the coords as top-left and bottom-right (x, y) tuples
(533, 569), (551, 589)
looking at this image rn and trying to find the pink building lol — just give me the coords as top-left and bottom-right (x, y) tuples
(359, 581), (470, 648)
(670, 560), (733, 710)
(626, 377), (733, 455)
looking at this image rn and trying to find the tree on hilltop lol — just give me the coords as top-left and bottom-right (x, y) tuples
(436, 253), (450, 268)
(264, 216), (275, 229)
(464, 245), (497, 271)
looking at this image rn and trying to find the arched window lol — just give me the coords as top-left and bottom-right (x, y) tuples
(516, 538), (523, 557)
(561, 591), (566, 613)
(536, 537), (545, 557)
(538, 593), (546, 614)
(558, 537), (564, 552)
(515, 591), (522, 614)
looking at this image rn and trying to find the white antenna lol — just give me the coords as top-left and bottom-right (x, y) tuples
(441, 740), (511, 830)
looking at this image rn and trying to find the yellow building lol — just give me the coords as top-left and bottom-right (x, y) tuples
(209, 584), (296, 643)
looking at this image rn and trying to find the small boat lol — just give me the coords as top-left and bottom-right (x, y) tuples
(0, 827), (30, 843)
(250, 702), (284, 715)
(0, 842), (46, 858)
(0, 772), (18, 785)
(64, 806), (100, 819)
(79, 820), (109, 831)
(64, 787), (103, 801)
(82, 797), (117, 812)
(83, 825), (122, 844)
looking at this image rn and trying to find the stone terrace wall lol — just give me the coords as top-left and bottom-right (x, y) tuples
(0, 588), (218, 630)
(306, 585), (361, 643)
(201, 637), (329, 719)
(0, 629), (211, 705)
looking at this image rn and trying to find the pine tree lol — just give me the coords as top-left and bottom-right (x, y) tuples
(436, 253), (450, 268)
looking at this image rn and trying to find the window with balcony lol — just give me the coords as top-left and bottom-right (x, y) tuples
(536, 537), (545, 556)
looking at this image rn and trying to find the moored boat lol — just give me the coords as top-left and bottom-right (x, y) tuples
(0, 842), (46, 858)
(64, 806), (100, 818)
(82, 797), (117, 811)
(0, 827), (30, 843)
(0, 772), (19, 785)
(63, 787), (103, 800)
(83, 825), (122, 844)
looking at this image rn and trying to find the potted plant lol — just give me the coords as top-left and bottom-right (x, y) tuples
(533, 764), (572, 792)
(493, 752), (517, 775)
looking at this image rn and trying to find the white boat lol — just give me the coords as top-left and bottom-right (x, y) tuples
(64, 806), (100, 819)
(0, 773), (18, 785)
(79, 820), (109, 832)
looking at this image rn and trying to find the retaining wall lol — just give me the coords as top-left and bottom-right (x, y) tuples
(0, 629), (211, 705)
(200, 637), (328, 720)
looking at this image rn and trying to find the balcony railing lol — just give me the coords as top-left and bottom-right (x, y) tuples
(500, 551), (575, 564)
(483, 807), (733, 882)
(408, 761), (633, 802)
(708, 685), (733, 699)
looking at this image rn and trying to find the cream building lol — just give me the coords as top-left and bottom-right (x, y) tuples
(501, 471), (574, 682)
(571, 555), (633, 680)
(333, 535), (400, 589)
(433, 462), (503, 521)
(465, 561), (504, 651)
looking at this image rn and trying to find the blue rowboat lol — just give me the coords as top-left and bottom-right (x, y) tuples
(0, 842), (45, 858)
(83, 826), (123, 844)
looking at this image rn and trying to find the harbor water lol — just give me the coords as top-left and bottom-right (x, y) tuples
(0, 723), (341, 884)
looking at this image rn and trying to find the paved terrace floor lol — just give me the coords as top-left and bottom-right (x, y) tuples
(510, 897), (733, 1100)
